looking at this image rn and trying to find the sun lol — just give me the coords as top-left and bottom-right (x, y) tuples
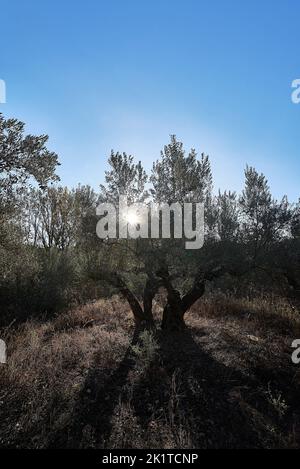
(126, 210), (140, 226)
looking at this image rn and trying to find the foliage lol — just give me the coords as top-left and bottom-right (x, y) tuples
(0, 114), (299, 328)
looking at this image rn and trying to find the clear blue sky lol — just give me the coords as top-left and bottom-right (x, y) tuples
(1, 0), (300, 200)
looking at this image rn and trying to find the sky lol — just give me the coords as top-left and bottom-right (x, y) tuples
(1, 0), (300, 201)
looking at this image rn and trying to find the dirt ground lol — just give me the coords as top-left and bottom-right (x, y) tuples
(0, 294), (299, 449)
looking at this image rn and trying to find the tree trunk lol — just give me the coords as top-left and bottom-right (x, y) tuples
(111, 273), (157, 328)
(161, 302), (185, 331)
(159, 270), (213, 332)
(160, 277), (186, 331)
(143, 277), (160, 327)
(161, 282), (206, 331)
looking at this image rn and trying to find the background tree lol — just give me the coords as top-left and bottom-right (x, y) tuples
(100, 151), (148, 204)
(0, 114), (60, 323)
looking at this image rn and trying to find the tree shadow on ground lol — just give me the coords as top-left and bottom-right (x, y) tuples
(49, 326), (141, 448)
(130, 329), (264, 448)
(53, 325), (298, 449)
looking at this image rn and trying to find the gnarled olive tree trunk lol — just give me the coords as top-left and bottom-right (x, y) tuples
(105, 272), (161, 329)
(158, 267), (224, 331)
(103, 267), (224, 333)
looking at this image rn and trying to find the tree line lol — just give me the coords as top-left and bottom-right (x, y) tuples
(0, 114), (299, 330)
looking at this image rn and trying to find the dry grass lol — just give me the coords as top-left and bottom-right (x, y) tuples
(0, 294), (299, 448)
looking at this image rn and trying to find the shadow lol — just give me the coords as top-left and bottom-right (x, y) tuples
(49, 326), (142, 448)
(50, 323), (299, 449)
(129, 328), (270, 449)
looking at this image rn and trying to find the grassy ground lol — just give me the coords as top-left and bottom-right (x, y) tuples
(0, 294), (299, 449)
